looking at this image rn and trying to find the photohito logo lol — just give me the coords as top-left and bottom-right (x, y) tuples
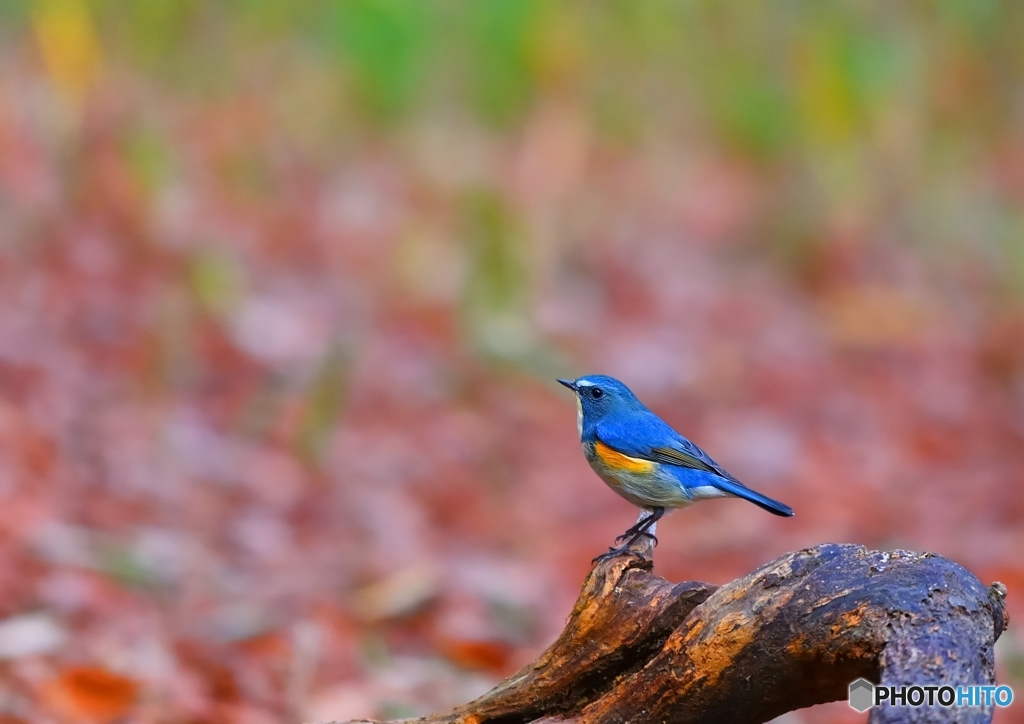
(849, 679), (874, 712)
(848, 678), (1014, 712)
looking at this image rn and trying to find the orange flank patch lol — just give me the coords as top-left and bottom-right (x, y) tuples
(594, 441), (656, 474)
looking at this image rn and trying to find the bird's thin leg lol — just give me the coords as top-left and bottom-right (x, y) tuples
(615, 507), (663, 544)
(592, 507), (665, 564)
(618, 506), (664, 547)
(614, 519), (646, 542)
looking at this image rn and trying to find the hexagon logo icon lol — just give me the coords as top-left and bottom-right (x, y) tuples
(849, 678), (874, 712)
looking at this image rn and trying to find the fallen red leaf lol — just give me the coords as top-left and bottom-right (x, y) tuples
(436, 637), (514, 674)
(41, 666), (139, 722)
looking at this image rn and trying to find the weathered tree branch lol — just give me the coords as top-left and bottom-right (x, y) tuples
(335, 541), (1009, 724)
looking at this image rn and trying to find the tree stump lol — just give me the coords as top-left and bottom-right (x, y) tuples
(333, 540), (1009, 724)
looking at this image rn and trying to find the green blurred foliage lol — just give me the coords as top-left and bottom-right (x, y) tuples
(464, 0), (540, 124)
(189, 249), (246, 317)
(296, 343), (350, 464)
(12, 0), (1024, 287)
(16, 1), (1019, 154)
(20, 2), (1000, 131)
(323, 0), (428, 121)
(460, 191), (533, 359)
(121, 124), (174, 195)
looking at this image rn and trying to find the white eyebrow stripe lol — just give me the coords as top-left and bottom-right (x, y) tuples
(576, 380), (594, 387)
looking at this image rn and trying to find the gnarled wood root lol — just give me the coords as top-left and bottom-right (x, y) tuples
(334, 542), (1009, 724)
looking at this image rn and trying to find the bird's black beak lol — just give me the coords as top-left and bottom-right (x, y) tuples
(557, 378), (577, 392)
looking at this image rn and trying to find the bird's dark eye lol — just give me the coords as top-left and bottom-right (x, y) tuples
(591, 387), (604, 399)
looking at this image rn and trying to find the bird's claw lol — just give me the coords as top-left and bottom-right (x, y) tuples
(591, 546), (644, 565)
(614, 530), (659, 546)
(593, 533), (658, 564)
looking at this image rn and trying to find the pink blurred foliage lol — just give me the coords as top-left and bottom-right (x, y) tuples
(0, 40), (1023, 724)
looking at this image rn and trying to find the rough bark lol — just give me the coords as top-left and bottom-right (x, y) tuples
(334, 540), (1009, 724)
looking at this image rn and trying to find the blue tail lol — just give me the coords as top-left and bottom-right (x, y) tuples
(712, 477), (793, 517)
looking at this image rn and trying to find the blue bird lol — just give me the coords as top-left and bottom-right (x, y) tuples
(558, 374), (793, 561)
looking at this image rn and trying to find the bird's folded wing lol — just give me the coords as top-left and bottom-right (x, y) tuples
(594, 416), (729, 478)
(647, 445), (720, 474)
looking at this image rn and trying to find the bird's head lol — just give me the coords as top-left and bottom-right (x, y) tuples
(557, 374), (643, 430)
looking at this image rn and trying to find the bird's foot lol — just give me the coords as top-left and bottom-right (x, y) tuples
(591, 545), (641, 564)
(592, 532), (658, 564)
(613, 508), (664, 544)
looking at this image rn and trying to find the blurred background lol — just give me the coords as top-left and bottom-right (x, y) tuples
(1, 1), (1023, 722)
